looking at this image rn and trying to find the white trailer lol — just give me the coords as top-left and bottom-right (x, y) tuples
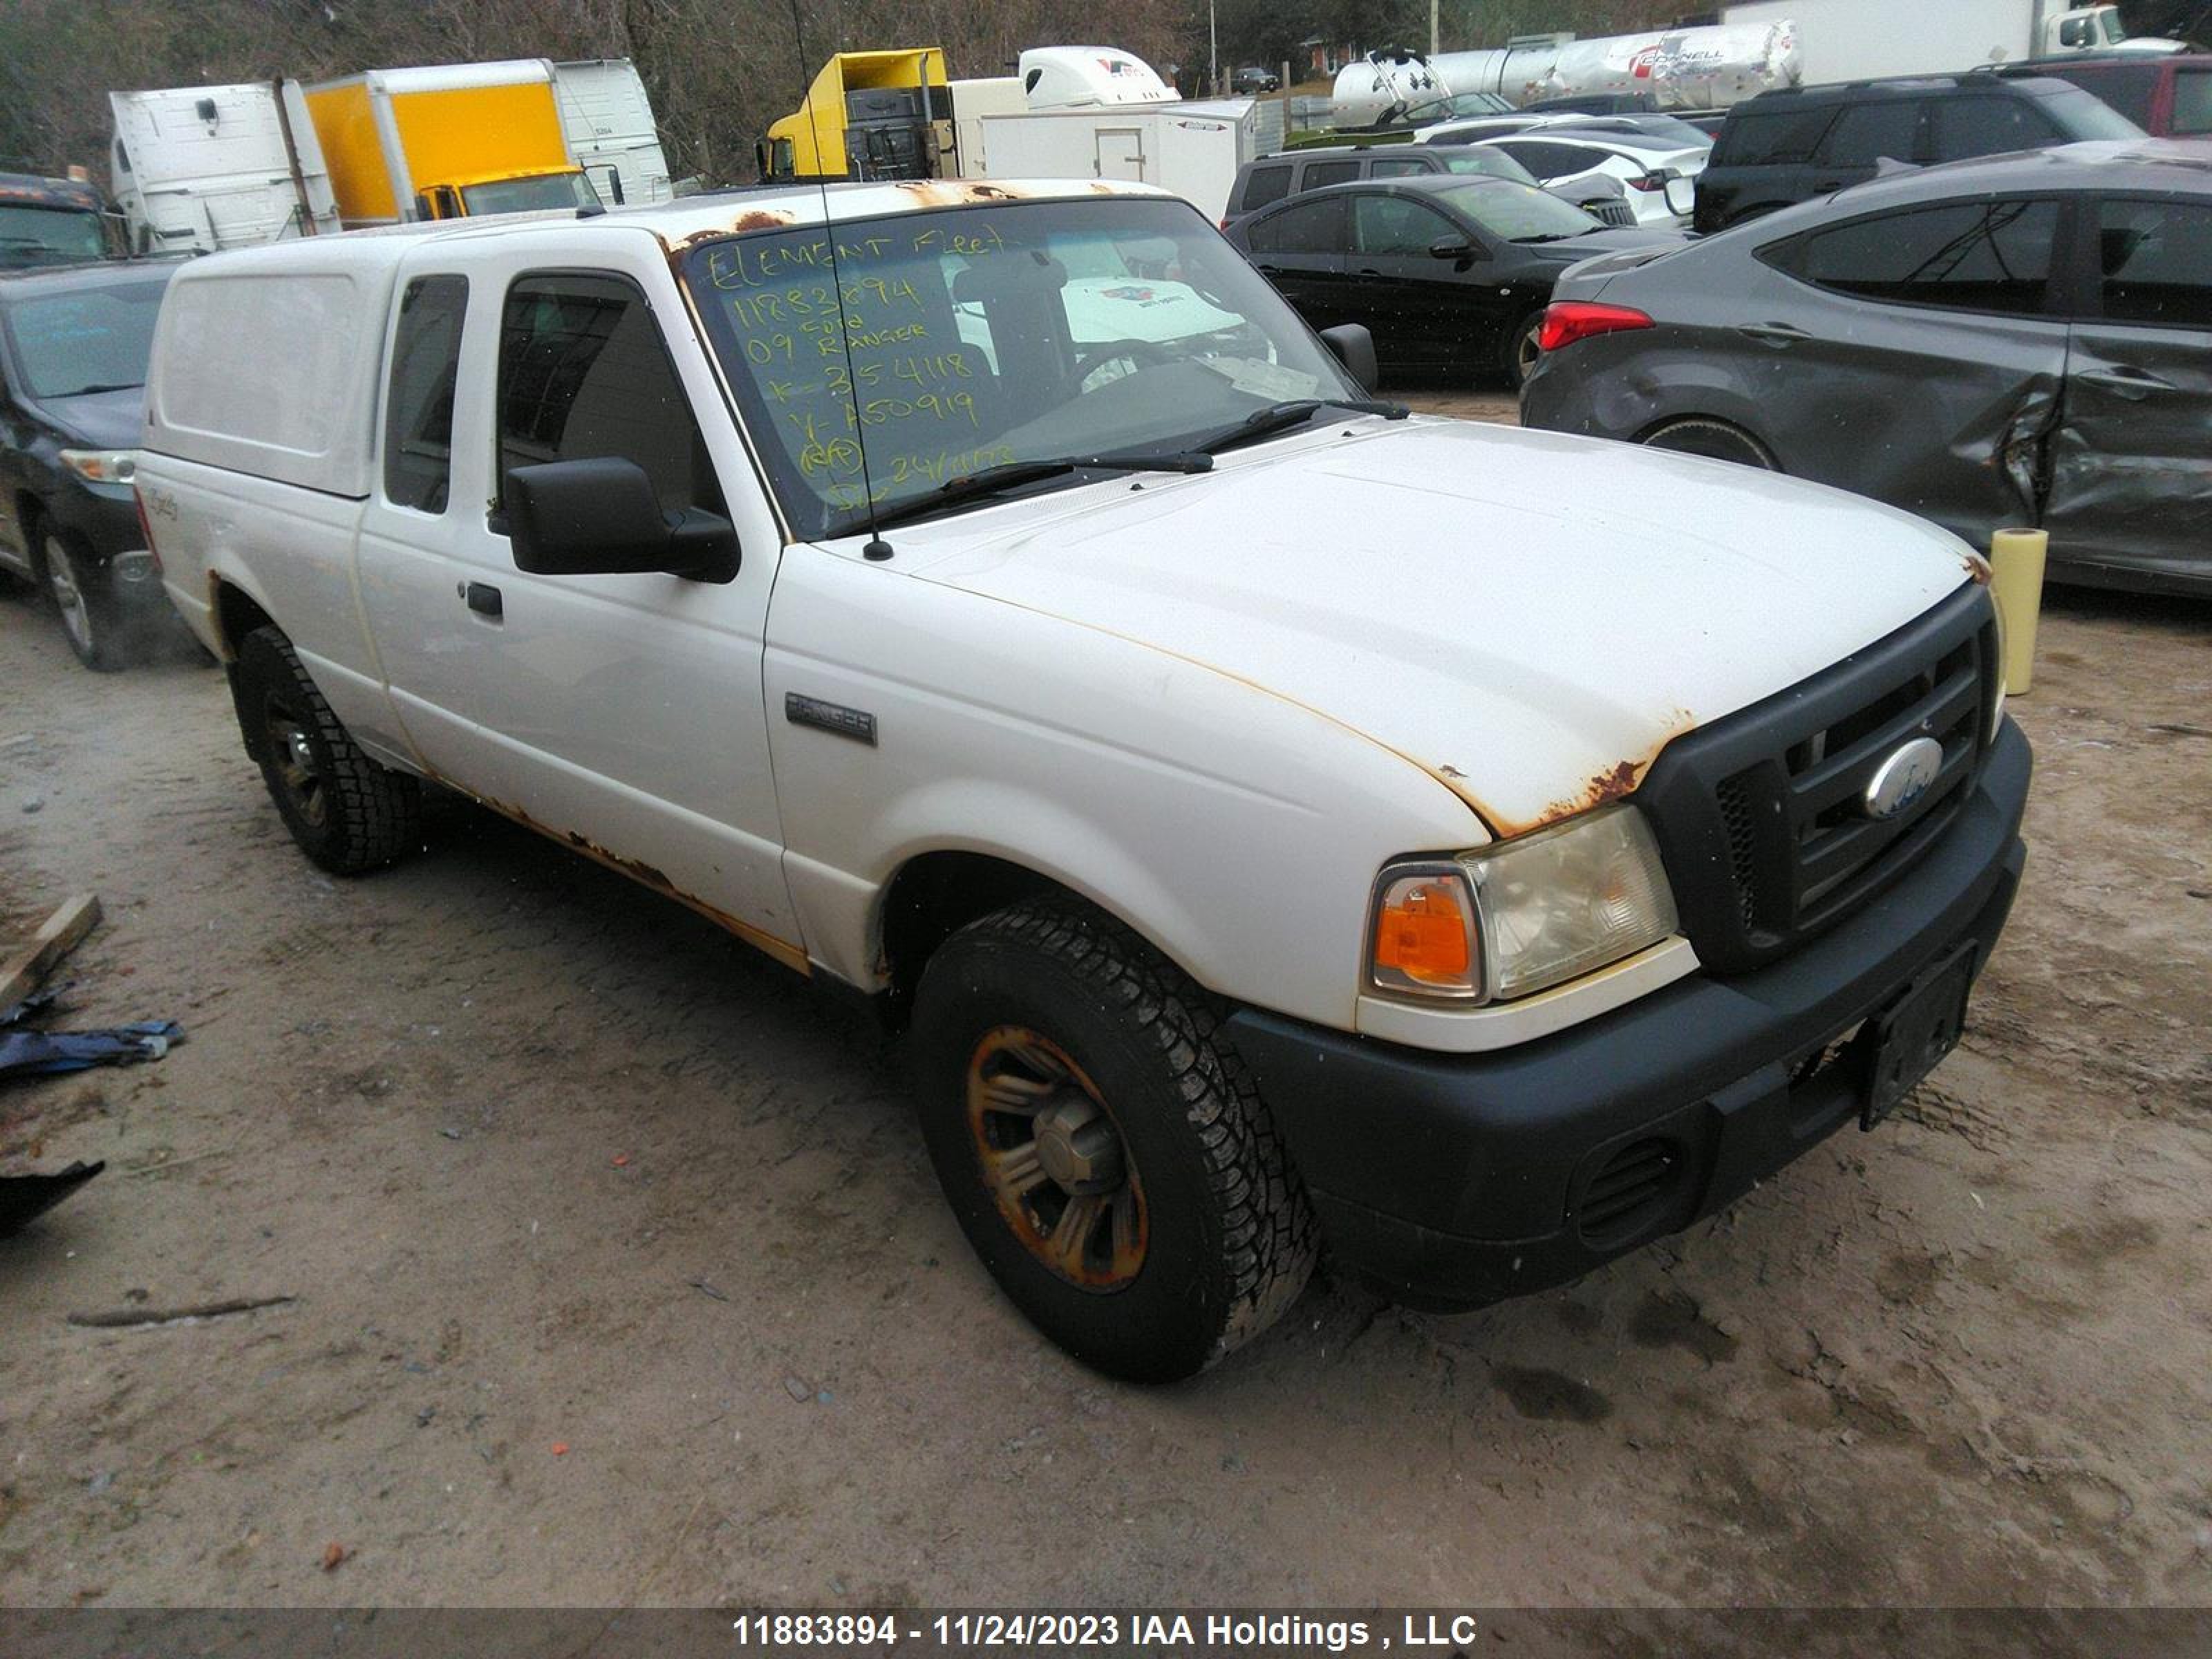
(552, 58), (675, 207)
(106, 82), (339, 256)
(946, 77), (1029, 179)
(972, 99), (1276, 221)
(1721, 1), (2185, 82)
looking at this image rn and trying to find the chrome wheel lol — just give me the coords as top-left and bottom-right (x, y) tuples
(965, 1027), (1147, 1291)
(43, 536), (93, 655)
(262, 700), (329, 829)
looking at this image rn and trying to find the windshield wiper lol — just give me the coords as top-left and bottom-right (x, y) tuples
(1195, 397), (1408, 456)
(832, 449), (1212, 537)
(56, 382), (141, 396)
(1515, 233), (1577, 244)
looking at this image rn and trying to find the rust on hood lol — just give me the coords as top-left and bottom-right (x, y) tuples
(1427, 706), (1698, 841)
(449, 786), (811, 976)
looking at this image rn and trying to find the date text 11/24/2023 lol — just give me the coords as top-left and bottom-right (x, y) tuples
(727, 1612), (1493, 1650)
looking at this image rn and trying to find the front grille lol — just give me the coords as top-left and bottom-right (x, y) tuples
(1585, 198), (1635, 227)
(1576, 1136), (1684, 1246)
(1639, 585), (2001, 975)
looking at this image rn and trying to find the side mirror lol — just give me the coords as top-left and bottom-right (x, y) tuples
(504, 457), (740, 583)
(1663, 176), (1697, 218)
(1317, 323), (1379, 393)
(1429, 236), (1479, 261)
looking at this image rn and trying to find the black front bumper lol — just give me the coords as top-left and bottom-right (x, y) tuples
(1227, 720), (2032, 1313)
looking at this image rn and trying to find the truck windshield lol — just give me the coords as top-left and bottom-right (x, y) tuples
(684, 196), (1364, 538)
(460, 172), (601, 216)
(0, 279), (169, 398)
(0, 203), (106, 269)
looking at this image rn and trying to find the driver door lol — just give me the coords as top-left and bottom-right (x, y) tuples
(1347, 191), (1494, 373)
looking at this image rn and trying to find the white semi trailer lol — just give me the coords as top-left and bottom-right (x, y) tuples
(106, 82), (341, 256)
(1721, 1), (2183, 82)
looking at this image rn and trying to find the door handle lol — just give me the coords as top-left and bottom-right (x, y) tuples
(462, 581), (503, 619)
(2077, 366), (2174, 399)
(1737, 321), (1810, 346)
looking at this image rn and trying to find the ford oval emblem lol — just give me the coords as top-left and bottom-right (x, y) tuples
(1863, 736), (1943, 821)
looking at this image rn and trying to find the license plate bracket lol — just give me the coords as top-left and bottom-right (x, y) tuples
(1859, 946), (1978, 1131)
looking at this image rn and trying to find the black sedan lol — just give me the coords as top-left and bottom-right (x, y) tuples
(1523, 141), (2212, 597)
(1224, 175), (1679, 386)
(0, 258), (180, 668)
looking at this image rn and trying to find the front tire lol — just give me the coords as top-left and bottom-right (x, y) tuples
(910, 900), (1316, 1381)
(232, 625), (421, 874)
(37, 531), (127, 671)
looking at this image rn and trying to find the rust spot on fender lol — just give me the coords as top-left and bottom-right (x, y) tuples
(1436, 707), (1698, 841)
(1960, 550), (1994, 585)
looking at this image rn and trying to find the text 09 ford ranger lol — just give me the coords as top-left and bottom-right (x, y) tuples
(135, 180), (2029, 1380)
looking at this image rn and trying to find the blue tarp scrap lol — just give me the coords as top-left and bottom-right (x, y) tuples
(0, 991), (185, 1078)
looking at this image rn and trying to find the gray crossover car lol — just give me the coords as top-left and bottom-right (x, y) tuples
(1523, 142), (2212, 597)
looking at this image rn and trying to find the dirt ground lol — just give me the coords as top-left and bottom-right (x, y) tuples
(2, 393), (2209, 1613)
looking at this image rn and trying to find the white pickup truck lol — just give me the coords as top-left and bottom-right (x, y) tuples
(135, 180), (2030, 1380)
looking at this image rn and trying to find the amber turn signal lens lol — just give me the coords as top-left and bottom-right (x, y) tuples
(1371, 872), (1478, 995)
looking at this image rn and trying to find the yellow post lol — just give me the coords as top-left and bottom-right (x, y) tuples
(1989, 527), (2048, 695)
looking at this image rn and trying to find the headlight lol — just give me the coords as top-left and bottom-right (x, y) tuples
(1987, 597), (2009, 742)
(59, 449), (138, 485)
(1367, 805), (1679, 1004)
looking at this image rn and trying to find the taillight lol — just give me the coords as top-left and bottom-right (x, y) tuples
(1627, 172), (1667, 192)
(133, 484), (162, 573)
(1537, 301), (1655, 354)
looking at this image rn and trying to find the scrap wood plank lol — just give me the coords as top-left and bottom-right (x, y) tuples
(0, 894), (102, 1013)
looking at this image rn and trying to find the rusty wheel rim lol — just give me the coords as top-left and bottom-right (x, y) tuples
(261, 695), (328, 829)
(965, 1027), (1147, 1292)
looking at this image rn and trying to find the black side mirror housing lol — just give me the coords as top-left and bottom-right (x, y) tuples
(503, 457), (740, 583)
(1317, 324), (1379, 394)
(1429, 236), (1478, 261)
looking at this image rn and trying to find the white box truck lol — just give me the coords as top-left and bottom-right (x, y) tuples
(973, 99), (1279, 219)
(106, 82), (341, 256)
(552, 59), (675, 207)
(1721, 1), (2186, 82)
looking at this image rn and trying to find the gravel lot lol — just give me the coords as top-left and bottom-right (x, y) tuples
(2, 394), (2209, 1612)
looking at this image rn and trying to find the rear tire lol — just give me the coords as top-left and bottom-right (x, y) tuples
(36, 530), (129, 672)
(232, 625), (421, 874)
(910, 899), (1316, 1382)
(1641, 417), (1777, 470)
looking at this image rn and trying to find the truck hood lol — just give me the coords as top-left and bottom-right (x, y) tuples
(890, 419), (1980, 838)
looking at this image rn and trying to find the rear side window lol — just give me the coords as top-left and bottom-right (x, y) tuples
(1369, 156), (1436, 178)
(2041, 64), (2159, 128)
(1240, 164), (1293, 212)
(1246, 196), (1348, 254)
(496, 274), (721, 518)
(1931, 97), (2059, 160)
(2173, 71), (2212, 136)
(1788, 199), (2060, 316)
(2097, 199), (2212, 328)
(1818, 100), (1924, 167)
(1494, 140), (1598, 180)
(1712, 106), (1838, 167)
(382, 275), (467, 514)
(1302, 160), (1360, 189)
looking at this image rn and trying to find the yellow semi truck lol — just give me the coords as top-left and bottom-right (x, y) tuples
(304, 58), (600, 226)
(758, 50), (952, 182)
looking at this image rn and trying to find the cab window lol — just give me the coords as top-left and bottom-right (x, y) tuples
(2097, 199), (2212, 328)
(496, 274), (722, 518)
(1353, 194), (1459, 256)
(382, 275), (467, 514)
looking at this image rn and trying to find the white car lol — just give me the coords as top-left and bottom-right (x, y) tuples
(1451, 126), (1710, 228)
(135, 179), (2028, 1381)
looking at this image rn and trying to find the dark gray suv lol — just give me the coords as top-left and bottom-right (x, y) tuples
(1696, 73), (2143, 234)
(1227, 144), (1635, 227)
